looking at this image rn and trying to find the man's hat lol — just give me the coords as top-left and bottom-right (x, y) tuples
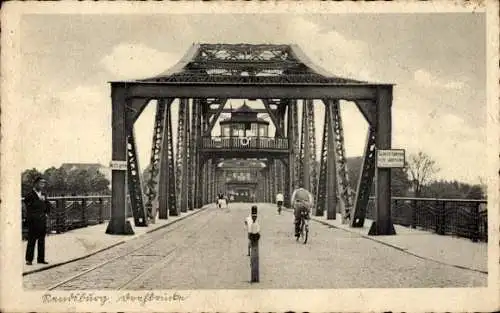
(33, 176), (46, 184)
(251, 205), (258, 216)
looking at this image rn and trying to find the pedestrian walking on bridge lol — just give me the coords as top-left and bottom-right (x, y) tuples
(24, 176), (52, 265)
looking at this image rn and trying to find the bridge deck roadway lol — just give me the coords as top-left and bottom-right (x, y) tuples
(23, 203), (486, 290)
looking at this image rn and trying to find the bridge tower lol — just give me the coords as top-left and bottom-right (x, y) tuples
(106, 43), (396, 236)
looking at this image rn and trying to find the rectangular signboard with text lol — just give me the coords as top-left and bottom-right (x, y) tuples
(376, 149), (406, 168)
(110, 160), (127, 171)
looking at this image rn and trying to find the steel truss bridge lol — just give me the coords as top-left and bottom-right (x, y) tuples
(107, 43), (395, 236)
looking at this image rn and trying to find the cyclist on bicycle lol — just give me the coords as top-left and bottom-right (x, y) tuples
(291, 187), (313, 239)
(276, 192), (284, 214)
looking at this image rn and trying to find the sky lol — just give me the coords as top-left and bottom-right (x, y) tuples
(15, 13), (487, 184)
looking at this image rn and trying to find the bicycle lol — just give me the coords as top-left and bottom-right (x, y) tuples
(297, 211), (309, 244)
(277, 201), (283, 215)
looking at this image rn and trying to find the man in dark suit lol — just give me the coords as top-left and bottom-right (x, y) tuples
(24, 176), (52, 265)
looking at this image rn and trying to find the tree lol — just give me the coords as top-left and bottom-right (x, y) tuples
(405, 151), (439, 197)
(21, 168), (42, 196)
(43, 166), (68, 195)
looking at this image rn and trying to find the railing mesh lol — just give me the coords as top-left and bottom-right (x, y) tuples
(366, 197), (487, 242)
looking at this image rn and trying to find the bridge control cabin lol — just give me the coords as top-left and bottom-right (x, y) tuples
(201, 101), (288, 158)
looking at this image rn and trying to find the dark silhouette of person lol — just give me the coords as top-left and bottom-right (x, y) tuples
(24, 176), (52, 265)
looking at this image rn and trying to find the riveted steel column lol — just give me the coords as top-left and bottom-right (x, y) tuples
(325, 100), (338, 220)
(159, 99), (178, 218)
(287, 100), (298, 206)
(106, 83), (134, 235)
(369, 86), (396, 235)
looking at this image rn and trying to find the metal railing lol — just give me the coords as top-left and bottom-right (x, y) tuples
(202, 136), (289, 151)
(366, 197), (488, 242)
(21, 195), (133, 240)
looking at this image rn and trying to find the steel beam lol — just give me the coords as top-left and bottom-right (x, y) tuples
(193, 99), (203, 208)
(106, 84), (134, 235)
(315, 105), (328, 217)
(204, 98), (228, 136)
(369, 86), (396, 235)
(262, 99), (284, 137)
(287, 100), (298, 206)
(325, 100), (338, 220)
(158, 99), (178, 218)
(126, 128), (148, 227)
(354, 100), (376, 126)
(351, 128), (376, 227)
(125, 83), (379, 101)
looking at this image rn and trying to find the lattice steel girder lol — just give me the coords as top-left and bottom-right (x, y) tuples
(126, 128), (148, 227)
(158, 99), (178, 219)
(124, 83), (380, 101)
(326, 99), (353, 224)
(315, 105), (329, 217)
(287, 100), (298, 204)
(145, 98), (173, 222)
(325, 100), (339, 220)
(186, 99), (194, 210)
(180, 98), (190, 212)
(193, 99), (203, 208)
(351, 128), (376, 227)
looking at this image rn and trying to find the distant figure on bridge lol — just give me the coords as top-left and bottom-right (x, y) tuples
(217, 192), (227, 210)
(291, 187), (313, 239)
(275, 192), (284, 214)
(24, 176), (52, 265)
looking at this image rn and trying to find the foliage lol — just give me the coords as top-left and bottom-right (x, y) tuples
(405, 151), (440, 197)
(422, 180), (485, 199)
(21, 165), (110, 196)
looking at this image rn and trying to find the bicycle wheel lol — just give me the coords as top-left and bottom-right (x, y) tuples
(299, 218), (308, 244)
(303, 222), (309, 244)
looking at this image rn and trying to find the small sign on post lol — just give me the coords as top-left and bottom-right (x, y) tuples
(376, 149), (406, 168)
(110, 160), (127, 171)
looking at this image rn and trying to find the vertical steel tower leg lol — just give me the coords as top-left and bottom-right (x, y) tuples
(192, 99), (202, 209)
(369, 87), (396, 235)
(159, 99), (178, 218)
(107, 84), (134, 235)
(331, 100), (354, 224)
(145, 99), (167, 223)
(325, 101), (338, 220)
(315, 104), (329, 217)
(186, 99), (193, 211)
(287, 99), (298, 205)
(176, 98), (189, 213)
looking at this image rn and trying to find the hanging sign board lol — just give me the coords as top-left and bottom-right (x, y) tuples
(376, 149), (406, 168)
(110, 160), (127, 171)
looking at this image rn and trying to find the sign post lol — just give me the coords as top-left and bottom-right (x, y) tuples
(368, 149), (405, 236)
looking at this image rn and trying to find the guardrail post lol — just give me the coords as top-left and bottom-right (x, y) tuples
(98, 198), (104, 224)
(411, 199), (417, 229)
(81, 198), (88, 227)
(56, 199), (65, 233)
(437, 200), (446, 235)
(471, 202), (480, 242)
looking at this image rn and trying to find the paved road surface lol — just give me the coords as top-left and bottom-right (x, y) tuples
(24, 203), (486, 290)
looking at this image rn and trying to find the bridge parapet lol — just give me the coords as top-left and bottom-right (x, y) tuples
(202, 136), (288, 151)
